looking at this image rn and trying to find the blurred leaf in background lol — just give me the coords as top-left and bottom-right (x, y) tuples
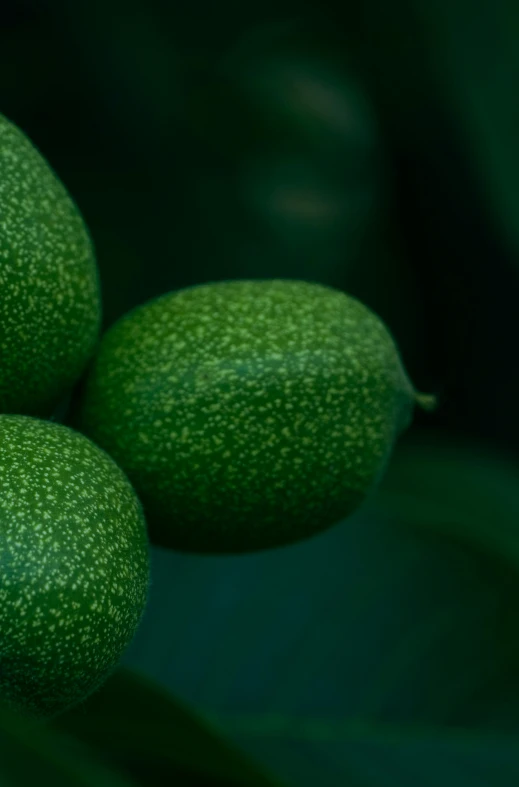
(56, 668), (285, 787)
(408, 0), (519, 266)
(0, 701), (136, 787)
(117, 428), (519, 785)
(374, 429), (519, 569)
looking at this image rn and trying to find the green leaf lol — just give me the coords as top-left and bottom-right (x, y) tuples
(373, 429), (519, 568)
(0, 702), (135, 787)
(408, 0), (519, 262)
(208, 716), (519, 787)
(55, 668), (285, 787)
(342, 0), (519, 263)
(119, 437), (519, 786)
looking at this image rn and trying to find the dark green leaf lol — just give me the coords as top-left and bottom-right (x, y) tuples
(340, 0), (519, 264)
(0, 702), (135, 787)
(55, 668), (285, 787)
(120, 442), (519, 786)
(409, 0), (519, 262)
(207, 716), (519, 787)
(373, 429), (519, 568)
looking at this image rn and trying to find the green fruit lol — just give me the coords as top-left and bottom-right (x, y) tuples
(77, 279), (433, 553)
(0, 114), (101, 416)
(0, 415), (149, 719)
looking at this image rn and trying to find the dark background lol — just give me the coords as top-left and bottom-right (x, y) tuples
(3, 0), (517, 455)
(3, 2), (519, 786)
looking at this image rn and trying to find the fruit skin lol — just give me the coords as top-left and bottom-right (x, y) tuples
(77, 279), (417, 553)
(0, 415), (150, 719)
(0, 114), (101, 416)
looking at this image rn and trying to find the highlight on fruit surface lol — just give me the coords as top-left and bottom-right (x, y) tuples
(0, 113), (101, 417)
(76, 279), (435, 554)
(0, 415), (150, 719)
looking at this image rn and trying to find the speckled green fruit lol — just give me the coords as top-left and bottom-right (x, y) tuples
(77, 279), (431, 553)
(0, 415), (150, 719)
(0, 114), (101, 416)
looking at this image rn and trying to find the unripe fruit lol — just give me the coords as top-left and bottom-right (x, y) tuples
(77, 279), (433, 553)
(0, 416), (149, 719)
(0, 114), (101, 416)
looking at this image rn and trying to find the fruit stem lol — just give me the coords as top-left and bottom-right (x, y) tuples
(415, 392), (438, 412)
